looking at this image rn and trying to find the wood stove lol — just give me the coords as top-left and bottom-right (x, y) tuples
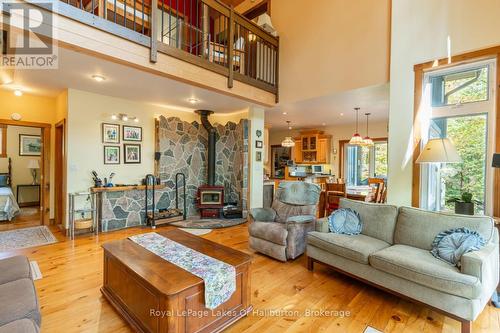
(197, 185), (224, 218)
(195, 110), (225, 218)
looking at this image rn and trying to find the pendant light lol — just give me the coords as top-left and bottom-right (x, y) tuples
(281, 121), (295, 147)
(349, 107), (364, 145)
(362, 112), (374, 146)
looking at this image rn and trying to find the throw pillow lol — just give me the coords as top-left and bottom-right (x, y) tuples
(430, 227), (486, 266)
(328, 208), (362, 235)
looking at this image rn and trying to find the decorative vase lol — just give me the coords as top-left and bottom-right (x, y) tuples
(454, 202), (474, 215)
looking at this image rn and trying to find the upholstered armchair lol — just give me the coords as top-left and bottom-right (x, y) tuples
(248, 181), (321, 261)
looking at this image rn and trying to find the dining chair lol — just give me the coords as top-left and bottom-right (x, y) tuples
(325, 182), (346, 216)
(367, 178), (385, 203)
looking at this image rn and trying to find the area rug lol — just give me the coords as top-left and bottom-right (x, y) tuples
(171, 217), (247, 229)
(179, 228), (212, 236)
(0, 226), (57, 251)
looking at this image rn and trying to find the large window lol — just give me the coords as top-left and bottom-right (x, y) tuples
(421, 60), (496, 215)
(344, 140), (388, 187)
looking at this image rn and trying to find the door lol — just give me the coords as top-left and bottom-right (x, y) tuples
(54, 121), (65, 225)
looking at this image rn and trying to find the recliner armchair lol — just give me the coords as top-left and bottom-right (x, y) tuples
(248, 181), (321, 261)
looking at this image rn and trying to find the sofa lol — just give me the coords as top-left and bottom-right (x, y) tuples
(0, 256), (41, 333)
(248, 181), (321, 261)
(307, 199), (499, 333)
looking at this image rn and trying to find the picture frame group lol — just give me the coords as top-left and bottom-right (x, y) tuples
(102, 123), (142, 164)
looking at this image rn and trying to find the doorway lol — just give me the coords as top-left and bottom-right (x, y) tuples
(0, 119), (51, 230)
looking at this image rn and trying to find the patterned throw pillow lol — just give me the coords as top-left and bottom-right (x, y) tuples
(328, 208), (362, 235)
(430, 227), (486, 266)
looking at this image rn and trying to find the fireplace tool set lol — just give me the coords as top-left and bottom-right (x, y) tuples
(144, 173), (187, 228)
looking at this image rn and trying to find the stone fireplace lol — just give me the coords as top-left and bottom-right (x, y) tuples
(156, 115), (248, 216)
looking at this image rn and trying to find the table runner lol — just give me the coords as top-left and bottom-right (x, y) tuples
(129, 232), (236, 309)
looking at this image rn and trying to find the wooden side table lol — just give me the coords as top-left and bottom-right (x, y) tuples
(16, 184), (40, 207)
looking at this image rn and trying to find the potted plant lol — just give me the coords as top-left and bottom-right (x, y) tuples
(446, 192), (482, 215)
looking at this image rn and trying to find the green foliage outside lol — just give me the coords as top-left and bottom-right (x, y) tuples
(440, 115), (487, 214)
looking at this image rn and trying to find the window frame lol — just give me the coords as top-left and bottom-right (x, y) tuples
(420, 59), (497, 215)
(339, 137), (388, 186)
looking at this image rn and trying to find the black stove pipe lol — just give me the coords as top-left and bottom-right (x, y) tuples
(195, 110), (216, 186)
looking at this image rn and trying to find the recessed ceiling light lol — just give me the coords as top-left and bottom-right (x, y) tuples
(91, 74), (106, 82)
(188, 97), (199, 104)
(14, 89), (23, 97)
(322, 122), (326, 126)
(282, 112), (287, 115)
(340, 113), (344, 116)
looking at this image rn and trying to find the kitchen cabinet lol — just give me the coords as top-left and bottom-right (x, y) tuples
(293, 130), (331, 164)
(293, 139), (303, 163)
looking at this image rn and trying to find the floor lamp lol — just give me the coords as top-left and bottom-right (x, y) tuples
(416, 138), (462, 211)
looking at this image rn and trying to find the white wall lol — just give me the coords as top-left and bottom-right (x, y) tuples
(0, 126), (42, 203)
(268, 121), (388, 177)
(248, 107), (265, 209)
(388, 0), (500, 206)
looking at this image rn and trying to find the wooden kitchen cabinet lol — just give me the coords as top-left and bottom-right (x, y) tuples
(293, 130), (331, 164)
(317, 138), (329, 163)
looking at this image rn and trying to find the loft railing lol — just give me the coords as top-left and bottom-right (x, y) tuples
(38, 0), (279, 97)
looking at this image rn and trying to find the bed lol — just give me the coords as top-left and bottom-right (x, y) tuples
(0, 158), (20, 221)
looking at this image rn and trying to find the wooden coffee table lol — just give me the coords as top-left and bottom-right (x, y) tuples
(101, 229), (252, 333)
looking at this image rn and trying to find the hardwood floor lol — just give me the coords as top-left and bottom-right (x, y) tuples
(0, 207), (41, 231)
(0, 223), (498, 333)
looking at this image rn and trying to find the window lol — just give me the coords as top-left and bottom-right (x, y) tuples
(421, 60), (496, 215)
(431, 66), (489, 107)
(344, 140), (388, 187)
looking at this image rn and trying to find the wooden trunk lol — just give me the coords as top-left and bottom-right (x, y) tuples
(101, 229), (252, 333)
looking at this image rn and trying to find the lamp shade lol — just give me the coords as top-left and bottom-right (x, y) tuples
(281, 137), (295, 147)
(493, 153), (500, 168)
(27, 159), (40, 169)
(416, 138), (462, 164)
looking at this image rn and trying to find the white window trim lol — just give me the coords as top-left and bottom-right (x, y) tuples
(420, 58), (497, 215)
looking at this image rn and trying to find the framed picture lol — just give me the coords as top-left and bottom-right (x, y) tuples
(123, 126), (142, 142)
(104, 146), (120, 164)
(255, 140), (263, 149)
(124, 144), (141, 164)
(256, 151), (262, 162)
(102, 123), (120, 143)
(19, 134), (41, 156)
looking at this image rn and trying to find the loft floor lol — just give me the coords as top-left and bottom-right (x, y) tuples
(0, 224), (498, 333)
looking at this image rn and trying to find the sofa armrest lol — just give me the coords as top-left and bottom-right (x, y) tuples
(315, 217), (329, 233)
(249, 208), (276, 222)
(285, 215), (316, 224)
(461, 241), (499, 290)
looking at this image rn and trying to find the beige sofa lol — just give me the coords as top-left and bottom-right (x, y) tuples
(0, 256), (40, 333)
(306, 199), (499, 333)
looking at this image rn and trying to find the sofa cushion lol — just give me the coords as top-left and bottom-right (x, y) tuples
(0, 319), (39, 333)
(339, 199), (398, 244)
(0, 278), (41, 327)
(370, 244), (481, 299)
(307, 231), (390, 264)
(0, 256), (31, 285)
(248, 221), (287, 245)
(395, 206), (494, 251)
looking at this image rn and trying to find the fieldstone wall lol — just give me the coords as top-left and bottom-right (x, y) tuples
(157, 116), (248, 216)
(100, 188), (171, 231)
